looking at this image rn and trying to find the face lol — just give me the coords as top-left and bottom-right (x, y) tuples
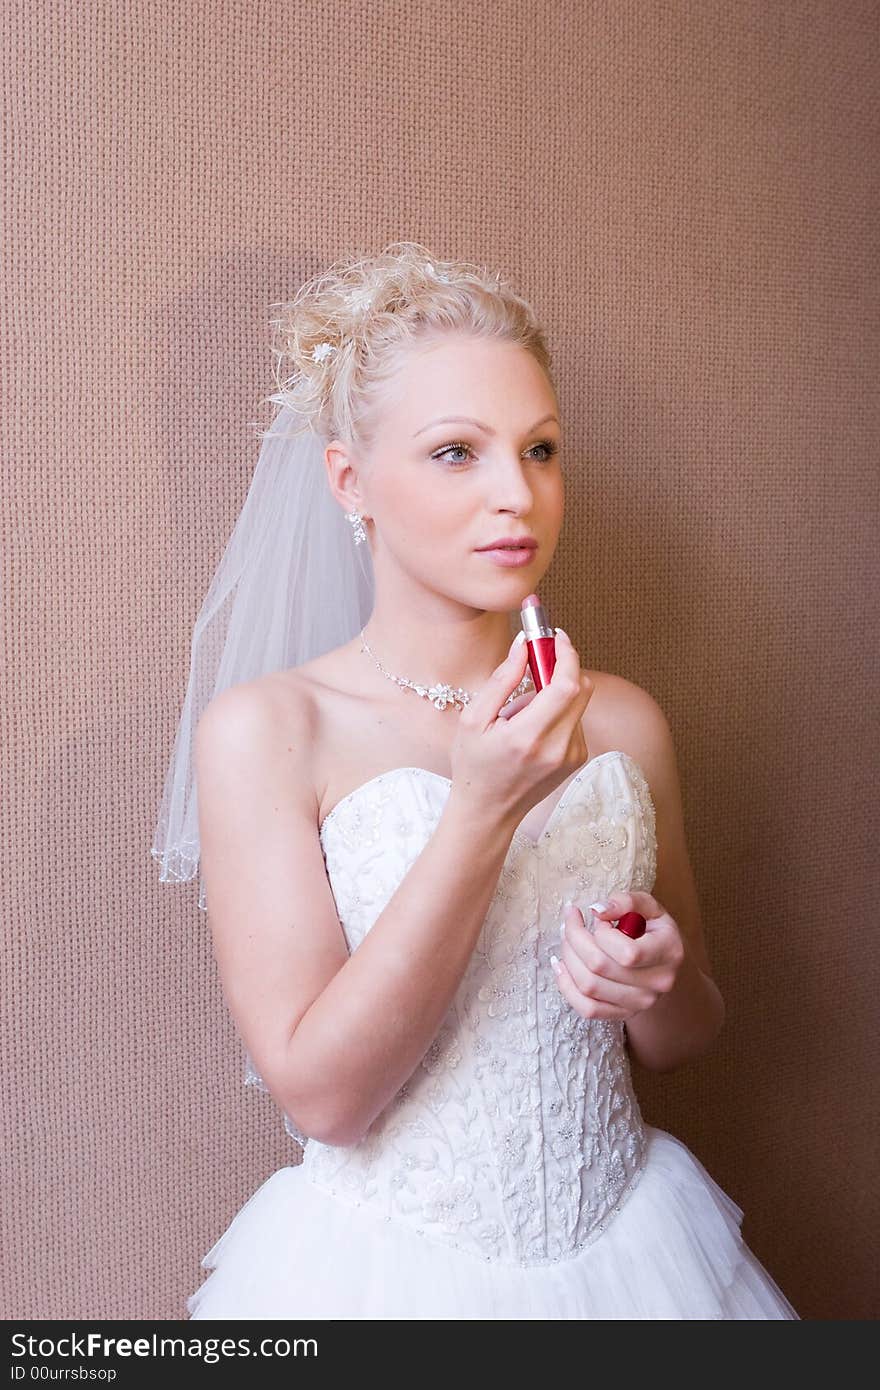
(327, 336), (564, 617)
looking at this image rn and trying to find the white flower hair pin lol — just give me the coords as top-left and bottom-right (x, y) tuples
(311, 342), (336, 364)
(346, 285), (374, 313)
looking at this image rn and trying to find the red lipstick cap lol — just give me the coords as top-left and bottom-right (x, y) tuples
(615, 911), (647, 939)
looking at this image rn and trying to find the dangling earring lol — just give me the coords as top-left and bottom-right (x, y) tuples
(347, 510), (367, 545)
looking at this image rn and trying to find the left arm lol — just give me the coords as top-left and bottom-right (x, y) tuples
(613, 678), (725, 1071)
(552, 675), (726, 1072)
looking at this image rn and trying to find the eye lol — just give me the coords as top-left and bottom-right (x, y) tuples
(527, 439), (560, 463)
(432, 439), (560, 468)
(433, 441), (474, 466)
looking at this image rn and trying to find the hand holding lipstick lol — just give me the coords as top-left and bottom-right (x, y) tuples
(550, 890), (687, 1022)
(446, 602), (594, 835)
(497, 593), (574, 720)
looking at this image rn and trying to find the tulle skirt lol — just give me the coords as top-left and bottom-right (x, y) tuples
(186, 1125), (799, 1320)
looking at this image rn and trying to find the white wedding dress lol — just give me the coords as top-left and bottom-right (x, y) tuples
(187, 750), (799, 1320)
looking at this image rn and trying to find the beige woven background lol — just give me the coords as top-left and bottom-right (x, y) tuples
(4, 0), (877, 1321)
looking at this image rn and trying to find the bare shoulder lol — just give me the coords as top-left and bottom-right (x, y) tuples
(195, 669), (319, 818)
(581, 668), (713, 978)
(580, 665), (680, 814)
(580, 669), (671, 773)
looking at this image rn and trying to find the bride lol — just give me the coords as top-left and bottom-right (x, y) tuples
(153, 242), (799, 1319)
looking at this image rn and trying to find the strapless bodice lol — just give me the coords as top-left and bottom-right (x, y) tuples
(249, 749), (658, 1267)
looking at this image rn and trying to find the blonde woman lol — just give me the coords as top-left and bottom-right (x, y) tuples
(154, 243), (799, 1319)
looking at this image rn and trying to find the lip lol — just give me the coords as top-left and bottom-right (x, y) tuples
(476, 536), (538, 551)
(477, 546), (538, 568)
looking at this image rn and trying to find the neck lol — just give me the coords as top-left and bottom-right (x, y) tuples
(360, 612), (517, 693)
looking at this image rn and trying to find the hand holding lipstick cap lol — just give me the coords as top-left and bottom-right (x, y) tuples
(551, 891), (685, 1022)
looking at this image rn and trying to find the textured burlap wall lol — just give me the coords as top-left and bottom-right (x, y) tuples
(3, 1), (877, 1320)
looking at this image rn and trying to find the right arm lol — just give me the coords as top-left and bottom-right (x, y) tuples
(194, 682), (520, 1148)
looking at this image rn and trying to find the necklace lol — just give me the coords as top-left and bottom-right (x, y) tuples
(359, 627), (533, 711)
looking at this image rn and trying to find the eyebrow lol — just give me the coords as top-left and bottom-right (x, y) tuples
(412, 413), (560, 438)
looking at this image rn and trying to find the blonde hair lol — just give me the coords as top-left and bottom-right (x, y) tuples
(258, 240), (554, 453)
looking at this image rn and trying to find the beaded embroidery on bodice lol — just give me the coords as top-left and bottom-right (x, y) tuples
(287, 748), (659, 1268)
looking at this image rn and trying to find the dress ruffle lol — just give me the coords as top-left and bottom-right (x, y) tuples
(186, 1125), (799, 1320)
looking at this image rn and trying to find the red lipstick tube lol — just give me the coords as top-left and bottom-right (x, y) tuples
(519, 594), (557, 691)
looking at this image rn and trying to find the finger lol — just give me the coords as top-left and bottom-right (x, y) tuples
(551, 954), (632, 1020)
(559, 937), (658, 1010)
(561, 904), (638, 983)
(474, 630), (529, 727)
(496, 689), (536, 720)
(586, 900), (673, 972)
(549, 626), (582, 683)
(592, 891), (667, 925)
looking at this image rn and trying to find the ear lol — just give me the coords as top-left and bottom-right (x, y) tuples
(324, 438), (369, 516)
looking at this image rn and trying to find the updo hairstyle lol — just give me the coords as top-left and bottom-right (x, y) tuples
(258, 240), (553, 454)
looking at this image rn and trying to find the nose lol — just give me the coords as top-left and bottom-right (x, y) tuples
(486, 454), (538, 513)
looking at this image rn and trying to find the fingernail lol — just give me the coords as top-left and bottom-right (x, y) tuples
(559, 919), (566, 940)
(554, 626), (569, 641)
(512, 629), (526, 646)
(589, 900), (608, 913)
(550, 954), (562, 975)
